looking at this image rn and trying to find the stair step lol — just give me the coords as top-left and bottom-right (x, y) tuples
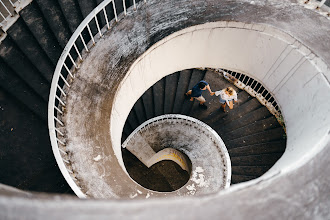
(126, 109), (140, 131)
(34, 0), (71, 48)
(228, 140), (286, 157)
(231, 166), (271, 176)
(133, 98), (146, 125)
(57, 0), (84, 33)
(231, 174), (258, 184)
(20, 1), (63, 65)
(7, 18), (55, 83)
(217, 98), (262, 128)
(0, 60), (47, 120)
(141, 87), (154, 120)
(181, 69), (205, 115)
(230, 153), (284, 166)
(164, 72), (179, 114)
(223, 116), (280, 141)
(225, 127), (285, 149)
(153, 78), (165, 117)
(0, 38), (50, 102)
(172, 69), (192, 113)
(222, 107), (272, 133)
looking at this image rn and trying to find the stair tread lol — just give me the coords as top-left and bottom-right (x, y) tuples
(20, 2), (63, 65)
(172, 69), (192, 113)
(164, 72), (179, 114)
(231, 165), (272, 176)
(0, 38), (50, 101)
(228, 140), (286, 156)
(222, 107), (272, 133)
(153, 78), (165, 117)
(141, 87), (154, 120)
(223, 116), (280, 141)
(230, 153), (284, 166)
(231, 174), (258, 184)
(225, 127), (285, 149)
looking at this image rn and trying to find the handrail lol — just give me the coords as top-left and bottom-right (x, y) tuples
(212, 68), (286, 129)
(122, 114), (232, 189)
(48, 0), (145, 198)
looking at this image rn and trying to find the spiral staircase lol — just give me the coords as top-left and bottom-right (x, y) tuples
(122, 68), (286, 186)
(0, 0), (330, 219)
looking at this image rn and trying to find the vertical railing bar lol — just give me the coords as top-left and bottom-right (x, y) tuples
(63, 64), (74, 78)
(59, 148), (67, 155)
(59, 73), (71, 87)
(73, 43), (82, 60)
(256, 84), (262, 93)
(55, 95), (66, 106)
(87, 24), (95, 44)
(8, 0), (15, 7)
(246, 77), (251, 85)
(267, 94), (272, 101)
(94, 15), (102, 37)
(242, 74), (247, 83)
(56, 138), (65, 146)
(0, 1), (12, 16)
(319, 0), (327, 7)
(55, 105), (63, 114)
(0, 12), (7, 21)
(133, 0), (136, 10)
(57, 85), (66, 97)
(62, 158), (70, 164)
(271, 99), (276, 105)
(112, 0), (118, 21)
(79, 34), (89, 52)
(103, 8), (110, 29)
(252, 80), (258, 90)
(54, 116), (64, 126)
(68, 53), (78, 69)
(123, 0), (127, 15)
(55, 127), (64, 136)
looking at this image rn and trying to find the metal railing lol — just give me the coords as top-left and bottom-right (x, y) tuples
(299, 0), (330, 17)
(0, 0), (17, 22)
(213, 68), (285, 127)
(122, 114), (232, 189)
(48, 0), (147, 198)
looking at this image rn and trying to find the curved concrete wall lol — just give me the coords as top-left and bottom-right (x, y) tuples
(60, 0), (330, 199)
(112, 22), (330, 177)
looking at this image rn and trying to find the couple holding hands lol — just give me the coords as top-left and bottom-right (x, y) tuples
(185, 80), (237, 112)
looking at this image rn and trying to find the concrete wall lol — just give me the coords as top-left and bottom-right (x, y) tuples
(112, 21), (330, 178)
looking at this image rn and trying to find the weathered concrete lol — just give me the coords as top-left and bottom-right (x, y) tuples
(59, 0), (330, 200)
(123, 115), (231, 196)
(0, 139), (329, 219)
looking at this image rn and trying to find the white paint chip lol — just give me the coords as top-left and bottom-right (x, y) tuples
(93, 155), (102, 161)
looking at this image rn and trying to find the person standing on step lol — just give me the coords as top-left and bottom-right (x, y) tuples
(185, 80), (215, 109)
(215, 87), (238, 112)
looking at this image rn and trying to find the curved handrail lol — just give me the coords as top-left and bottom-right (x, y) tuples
(48, 0), (140, 198)
(122, 114), (232, 189)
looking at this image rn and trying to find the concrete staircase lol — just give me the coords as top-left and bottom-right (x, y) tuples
(122, 69), (286, 185)
(0, 0), (141, 194)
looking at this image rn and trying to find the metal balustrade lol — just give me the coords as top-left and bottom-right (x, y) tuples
(214, 68), (284, 127)
(49, 0), (148, 198)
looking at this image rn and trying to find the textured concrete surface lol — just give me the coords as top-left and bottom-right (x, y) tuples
(1, 0), (329, 218)
(0, 140), (329, 219)
(123, 115), (230, 196)
(59, 0), (330, 200)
